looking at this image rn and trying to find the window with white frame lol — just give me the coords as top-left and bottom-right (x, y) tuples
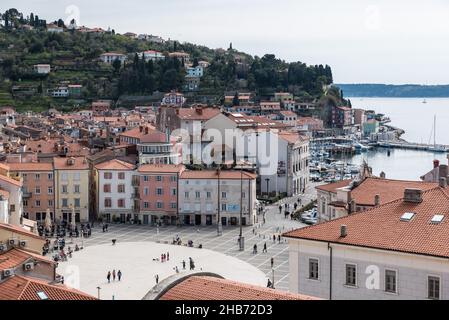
(345, 264), (357, 287)
(309, 258), (319, 280)
(428, 276), (440, 300)
(385, 269), (397, 293)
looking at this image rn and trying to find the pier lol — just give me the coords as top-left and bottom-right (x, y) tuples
(376, 141), (449, 153)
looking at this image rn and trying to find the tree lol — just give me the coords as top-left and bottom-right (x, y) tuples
(112, 59), (122, 74)
(192, 58), (199, 68)
(57, 18), (65, 28)
(229, 42), (233, 50)
(232, 92), (239, 106)
(29, 13), (34, 26)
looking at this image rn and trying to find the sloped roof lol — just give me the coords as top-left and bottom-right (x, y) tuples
(95, 159), (136, 171)
(0, 275), (97, 300)
(284, 186), (449, 259)
(159, 276), (318, 300)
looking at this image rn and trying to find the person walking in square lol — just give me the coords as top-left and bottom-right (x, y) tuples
(263, 242), (267, 253)
(112, 269), (116, 281)
(167, 252), (169, 261)
(117, 270), (122, 281)
(161, 253), (164, 262)
(107, 271), (111, 283)
(182, 260), (186, 270)
(271, 257), (274, 268)
(155, 274), (159, 285)
(278, 205), (282, 214)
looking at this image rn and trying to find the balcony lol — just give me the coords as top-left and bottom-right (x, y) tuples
(131, 177), (140, 187)
(132, 193), (140, 199)
(22, 189), (32, 198)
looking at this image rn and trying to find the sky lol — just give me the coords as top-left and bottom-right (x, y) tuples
(2, 0), (449, 84)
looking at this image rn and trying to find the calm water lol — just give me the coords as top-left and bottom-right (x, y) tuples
(343, 98), (449, 181)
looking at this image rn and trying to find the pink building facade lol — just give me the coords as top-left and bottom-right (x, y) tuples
(8, 163), (55, 222)
(137, 164), (185, 225)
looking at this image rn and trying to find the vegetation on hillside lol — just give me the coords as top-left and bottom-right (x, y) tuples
(0, 8), (335, 112)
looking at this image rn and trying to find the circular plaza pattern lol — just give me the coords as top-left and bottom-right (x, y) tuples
(57, 241), (267, 300)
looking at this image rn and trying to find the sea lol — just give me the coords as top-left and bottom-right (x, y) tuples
(343, 97), (449, 181)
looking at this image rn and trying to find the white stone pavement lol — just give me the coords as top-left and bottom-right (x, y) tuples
(58, 242), (267, 300)
(55, 182), (322, 298)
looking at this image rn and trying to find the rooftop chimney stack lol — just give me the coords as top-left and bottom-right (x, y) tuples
(374, 194), (380, 206)
(434, 159), (440, 169)
(349, 200), (356, 214)
(440, 177), (447, 188)
(404, 188), (423, 203)
(340, 225), (347, 238)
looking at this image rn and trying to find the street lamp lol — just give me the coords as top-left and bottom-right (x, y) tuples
(96, 286), (101, 300)
(265, 178), (270, 197)
(217, 166), (222, 236)
(239, 165), (244, 251)
(271, 269), (275, 289)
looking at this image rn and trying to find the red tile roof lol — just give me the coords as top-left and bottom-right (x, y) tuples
(284, 186), (449, 259)
(180, 170), (257, 180)
(138, 164), (184, 173)
(316, 179), (352, 193)
(0, 275), (97, 300)
(177, 107), (221, 121)
(120, 126), (167, 143)
(351, 177), (437, 206)
(7, 162), (53, 172)
(53, 157), (89, 170)
(95, 159), (136, 171)
(159, 276), (318, 300)
(0, 248), (54, 271)
(278, 131), (308, 144)
(0, 223), (44, 240)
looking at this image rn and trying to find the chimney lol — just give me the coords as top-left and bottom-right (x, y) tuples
(439, 177), (447, 188)
(374, 194), (380, 206)
(379, 171), (386, 179)
(139, 126), (143, 133)
(340, 225), (347, 238)
(403, 188), (423, 203)
(145, 127), (149, 135)
(434, 159), (440, 169)
(439, 165), (448, 180)
(349, 200), (356, 214)
(196, 107), (203, 115)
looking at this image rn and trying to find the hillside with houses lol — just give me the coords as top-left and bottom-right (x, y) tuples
(0, 8), (337, 113)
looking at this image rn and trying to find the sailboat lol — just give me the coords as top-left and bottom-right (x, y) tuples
(428, 115), (447, 152)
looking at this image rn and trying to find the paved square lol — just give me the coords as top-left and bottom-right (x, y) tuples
(62, 183), (318, 294)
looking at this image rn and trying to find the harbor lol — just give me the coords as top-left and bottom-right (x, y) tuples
(310, 100), (449, 182)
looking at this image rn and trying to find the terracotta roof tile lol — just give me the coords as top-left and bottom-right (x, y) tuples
(177, 108), (221, 120)
(316, 179), (352, 193)
(159, 276), (318, 300)
(95, 159), (136, 171)
(351, 177), (437, 206)
(180, 170), (257, 180)
(53, 157), (89, 170)
(284, 186), (449, 258)
(0, 223), (43, 240)
(0, 248), (54, 271)
(138, 164), (184, 173)
(7, 162), (53, 172)
(120, 126), (167, 143)
(0, 275), (97, 300)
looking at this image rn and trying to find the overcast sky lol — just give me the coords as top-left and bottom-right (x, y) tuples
(3, 0), (449, 84)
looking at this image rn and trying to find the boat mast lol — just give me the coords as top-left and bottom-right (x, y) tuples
(434, 114), (436, 147)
